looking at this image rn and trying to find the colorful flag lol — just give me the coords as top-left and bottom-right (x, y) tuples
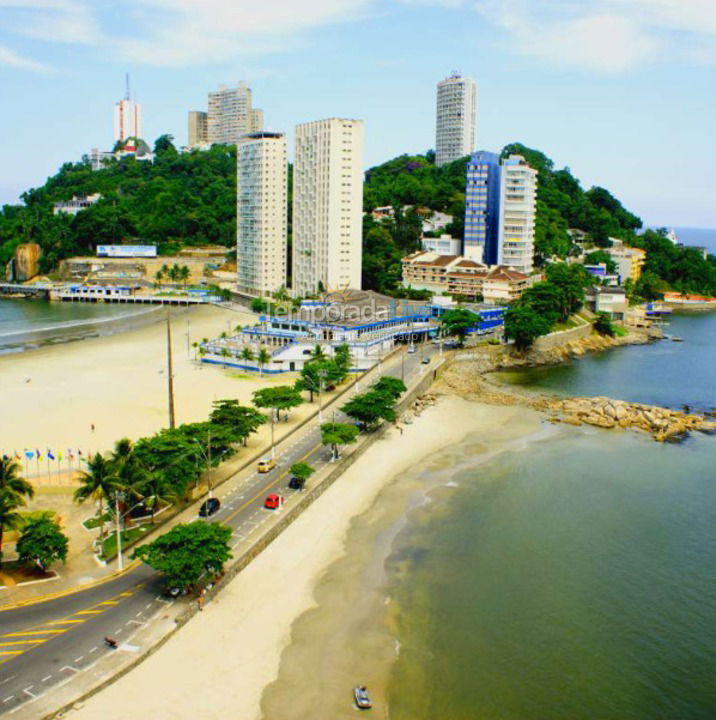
(58, 451), (63, 462)
(78, 449), (83, 456)
(47, 449), (55, 460)
(2, 454), (8, 461)
(25, 450), (34, 460)
(14, 450), (21, 460)
(67, 449), (74, 459)
(36, 448), (42, 460)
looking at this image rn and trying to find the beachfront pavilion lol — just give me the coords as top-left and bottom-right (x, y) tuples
(201, 291), (506, 374)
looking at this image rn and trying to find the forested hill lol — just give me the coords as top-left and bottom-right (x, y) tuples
(0, 136), (236, 272)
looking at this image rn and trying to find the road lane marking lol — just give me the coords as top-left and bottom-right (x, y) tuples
(0, 641), (44, 646)
(47, 619), (84, 625)
(74, 656), (84, 663)
(41, 676), (52, 683)
(3, 696), (14, 703)
(127, 620), (146, 627)
(60, 666), (78, 674)
(89, 647), (98, 653)
(22, 687), (36, 699)
(0, 630), (66, 637)
(0, 652), (23, 656)
(75, 610), (103, 615)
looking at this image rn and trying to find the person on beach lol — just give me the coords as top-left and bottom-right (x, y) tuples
(91, 423), (95, 432)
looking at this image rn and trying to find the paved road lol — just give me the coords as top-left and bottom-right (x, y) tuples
(0, 343), (439, 715)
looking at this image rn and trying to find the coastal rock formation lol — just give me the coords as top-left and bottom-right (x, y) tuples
(434, 335), (716, 443)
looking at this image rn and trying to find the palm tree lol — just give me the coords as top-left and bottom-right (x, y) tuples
(0, 458), (35, 560)
(240, 346), (255, 365)
(179, 265), (190, 288)
(109, 438), (147, 520)
(0, 493), (23, 564)
(154, 269), (164, 289)
(73, 453), (118, 540)
(192, 341), (199, 360)
(257, 347), (271, 375)
(220, 347), (231, 368)
(310, 344), (326, 361)
(139, 474), (178, 524)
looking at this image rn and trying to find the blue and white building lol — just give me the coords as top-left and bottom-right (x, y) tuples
(463, 151), (502, 265)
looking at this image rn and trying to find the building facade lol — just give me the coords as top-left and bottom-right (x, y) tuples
(498, 154), (538, 275)
(292, 118), (364, 296)
(464, 150), (501, 265)
(435, 72), (477, 167)
(236, 132), (288, 297)
(114, 98), (142, 144)
(188, 111), (208, 148)
(207, 82), (263, 145)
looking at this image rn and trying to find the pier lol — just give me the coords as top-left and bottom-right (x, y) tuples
(0, 283), (51, 298)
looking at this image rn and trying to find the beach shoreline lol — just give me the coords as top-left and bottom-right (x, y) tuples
(64, 396), (546, 720)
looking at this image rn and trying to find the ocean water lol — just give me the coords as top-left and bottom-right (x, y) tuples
(381, 312), (716, 719)
(672, 227), (716, 255)
(0, 299), (163, 353)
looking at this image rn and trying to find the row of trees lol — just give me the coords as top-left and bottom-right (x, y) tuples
(155, 263), (191, 288)
(133, 374), (409, 591)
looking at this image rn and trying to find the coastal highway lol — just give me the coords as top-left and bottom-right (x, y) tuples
(0, 343), (439, 716)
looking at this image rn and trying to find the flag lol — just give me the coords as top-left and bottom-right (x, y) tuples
(67, 449), (74, 460)
(47, 449), (55, 461)
(58, 451), (63, 462)
(77, 449), (83, 456)
(14, 450), (21, 460)
(2, 454), (8, 461)
(36, 448), (42, 460)
(25, 450), (34, 460)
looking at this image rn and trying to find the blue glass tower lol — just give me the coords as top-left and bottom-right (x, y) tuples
(464, 151), (501, 265)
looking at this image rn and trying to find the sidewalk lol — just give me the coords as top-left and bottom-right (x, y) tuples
(0, 348), (406, 610)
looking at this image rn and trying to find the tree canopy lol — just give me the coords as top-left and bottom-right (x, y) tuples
(133, 521), (232, 591)
(16, 516), (69, 571)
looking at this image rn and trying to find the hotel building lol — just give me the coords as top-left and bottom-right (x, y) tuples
(292, 118), (364, 296)
(498, 155), (538, 275)
(188, 111), (208, 148)
(114, 98), (142, 144)
(435, 73), (477, 167)
(236, 132), (288, 297)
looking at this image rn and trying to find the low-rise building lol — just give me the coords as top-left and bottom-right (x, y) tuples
(422, 234), (462, 256)
(53, 194), (101, 216)
(585, 285), (628, 320)
(401, 251), (529, 303)
(422, 211), (453, 234)
(608, 242), (646, 283)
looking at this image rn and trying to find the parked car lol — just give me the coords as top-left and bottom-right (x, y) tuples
(407, 344), (416, 354)
(162, 585), (187, 599)
(421, 357), (431, 364)
(258, 457), (276, 473)
(264, 493), (283, 510)
(288, 476), (306, 491)
(199, 497), (221, 517)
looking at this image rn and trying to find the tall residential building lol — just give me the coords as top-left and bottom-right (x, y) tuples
(292, 118), (364, 296)
(207, 82), (263, 145)
(236, 132), (288, 297)
(498, 154), (538, 275)
(435, 72), (477, 167)
(114, 76), (141, 144)
(463, 151), (501, 265)
(188, 111), (208, 148)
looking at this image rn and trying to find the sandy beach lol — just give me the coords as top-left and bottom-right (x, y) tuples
(0, 305), (320, 479)
(65, 395), (544, 720)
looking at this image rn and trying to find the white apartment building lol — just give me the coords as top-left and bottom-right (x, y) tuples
(435, 72), (477, 167)
(114, 98), (142, 144)
(188, 111), (208, 148)
(498, 155), (538, 275)
(207, 82), (263, 145)
(236, 132), (288, 297)
(292, 118), (364, 296)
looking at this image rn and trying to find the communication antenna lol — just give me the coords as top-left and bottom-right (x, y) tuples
(125, 73), (131, 101)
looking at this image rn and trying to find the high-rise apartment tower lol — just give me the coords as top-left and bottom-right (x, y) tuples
(463, 151), (501, 265)
(114, 74), (142, 143)
(236, 132), (288, 297)
(435, 72), (476, 167)
(498, 154), (538, 275)
(207, 82), (263, 145)
(292, 118), (364, 296)
(188, 111), (208, 148)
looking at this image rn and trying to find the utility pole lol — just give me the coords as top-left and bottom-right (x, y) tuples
(207, 427), (213, 498)
(167, 309), (176, 429)
(115, 490), (123, 571)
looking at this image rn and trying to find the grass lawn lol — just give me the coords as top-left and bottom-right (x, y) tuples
(82, 512), (111, 530)
(99, 526), (152, 560)
(0, 560), (56, 586)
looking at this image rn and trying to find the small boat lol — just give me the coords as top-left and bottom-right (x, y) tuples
(354, 685), (372, 710)
(671, 337), (684, 342)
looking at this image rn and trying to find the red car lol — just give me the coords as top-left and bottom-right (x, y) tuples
(264, 493), (283, 510)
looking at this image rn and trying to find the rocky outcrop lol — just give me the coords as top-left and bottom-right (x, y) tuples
(434, 344), (716, 443)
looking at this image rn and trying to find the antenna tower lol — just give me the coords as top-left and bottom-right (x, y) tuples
(125, 73), (131, 101)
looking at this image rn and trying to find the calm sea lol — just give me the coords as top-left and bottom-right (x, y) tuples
(0, 299), (162, 354)
(383, 311), (716, 719)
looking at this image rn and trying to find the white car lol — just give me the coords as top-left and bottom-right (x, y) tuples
(407, 344), (416, 354)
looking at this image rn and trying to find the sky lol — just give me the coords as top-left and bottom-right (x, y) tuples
(0, 0), (715, 227)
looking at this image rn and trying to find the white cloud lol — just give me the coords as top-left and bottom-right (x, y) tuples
(0, 42), (49, 71)
(475, 0), (716, 71)
(0, 0), (99, 43)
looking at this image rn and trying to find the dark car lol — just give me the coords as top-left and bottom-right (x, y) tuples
(288, 476), (306, 491)
(162, 585), (186, 599)
(199, 497), (221, 517)
(421, 357), (431, 364)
